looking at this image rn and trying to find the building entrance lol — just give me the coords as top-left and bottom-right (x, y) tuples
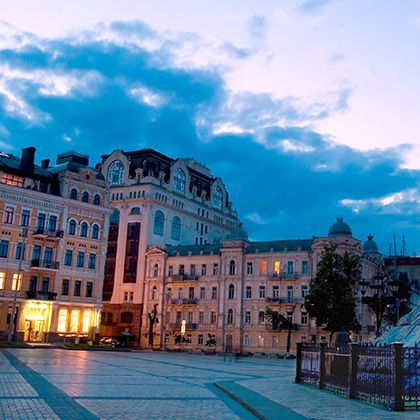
(24, 320), (44, 342)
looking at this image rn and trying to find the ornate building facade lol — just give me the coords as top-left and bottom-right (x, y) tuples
(142, 219), (382, 353)
(99, 149), (239, 339)
(0, 147), (110, 342)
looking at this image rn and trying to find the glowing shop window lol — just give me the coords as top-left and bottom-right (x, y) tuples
(12, 273), (22, 291)
(274, 261), (280, 274)
(57, 309), (68, 332)
(82, 311), (91, 333)
(0, 272), (4, 289)
(260, 260), (267, 275)
(70, 309), (80, 333)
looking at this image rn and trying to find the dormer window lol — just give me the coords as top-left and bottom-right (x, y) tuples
(107, 160), (124, 186)
(213, 187), (223, 209)
(173, 168), (186, 193)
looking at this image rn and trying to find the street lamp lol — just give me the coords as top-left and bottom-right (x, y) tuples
(161, 289), (172, 352)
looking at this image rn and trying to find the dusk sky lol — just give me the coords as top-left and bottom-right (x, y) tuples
(0, 0), (419, 254)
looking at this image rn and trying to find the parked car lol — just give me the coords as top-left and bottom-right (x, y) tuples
(99, 337), (126, 348)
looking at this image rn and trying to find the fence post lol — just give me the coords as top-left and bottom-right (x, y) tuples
(392, 342), (404, 411)
(318, 342), (326, 389)
(295, 342), (302, 383)
(348, 342), (360, 399)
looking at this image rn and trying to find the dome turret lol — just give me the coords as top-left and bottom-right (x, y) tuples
(328, 217), (352, 237)
(228, 222), (249, 241)
(363, 234), (380, 255)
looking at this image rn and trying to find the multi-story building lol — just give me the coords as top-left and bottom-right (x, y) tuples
(99, 149), (239, 339)
(0, 147), (110, 343)
(143, 218), (382, 353)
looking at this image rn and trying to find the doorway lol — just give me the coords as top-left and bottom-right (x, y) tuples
(24, 320), (44, 342)
(225, 334), (233, 353)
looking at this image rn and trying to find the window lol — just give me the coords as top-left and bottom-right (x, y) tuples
(210, 311), (217, 324)
(4, 205), (14, 224)
(21, 209), (30, 227)
(15, 243), (25, 260)
(48, 215), (57, 232)
(44, 247), (52, 263)
(77, 252), (84, 268)
(131, 207), (140, 215)
(302, 261), (308, 274)
(74, 280), (81, 296)
(168, 265), (173, 276)
(301, 312), (308, 325)
(179, 265), (185, 275)
(173, 168), (186, 193)
(198, 311), (204, 324)
(70, 189), (78, 200)
(213, 263), (219, 276)
(29, 276), (37, 292)
(41, 277), (49, 293)
(287, 261), (294, 275)
(259, 285), (266, 299)
(246, 262), (253, 275)
(272, 336), (278, 348)
(0, 173), (24, 187)
(201, 264), (207, 276)
(107, 160), (124, 186)
(190, 264), (196, 276)
(82, 311), (91, 333)
(226, 309), (234, 324)
(200, 287), (205, 299)
(287, 286), (294, 303)
(12, 273), (22, 291)
(82, 191), (89, 203)
(32, 245), (41, 261)
(258, 311), (265, 324)
(64, 250), (73, 266)
(213, 187), (223, 209)
(274, 261), (280, 275)
(229, 260), (236, 276)
(93, 194), (100, 206)
(62, 279), (69, 295)
(228, 284), (235, 299)
(0, 240), (9, 258)
(124, 291), (129, 302)
(80, 222), (88, 237)
(84, 281), (93, 298)
(151, 286), (157, 300)
(92, 224), (99, 239)
(37, 212), (46, 229)
(88, 253), (96, 269)
(260, 260), (267, 275)
(129, 292), (134, 301)
(171, 216), (181, 240)
(301, 285), (308, 298)
(272, 285), (279, 298)
(57, 309), (67, 332)
(153, 210), (165, 236)
(245, 286), (252, 299)
(0, 272), (5, 289)
(121, 312), (133, 323)
(153, 264), (159, 278)
(70, 309), (79, 332)
(68, 220), (76, 235)
(188, 311), (193, 324)
(244, 335), (250, 346)
(245, 311), (251, 324)
(198, 334), (204, 345)
(211, 287), (217, 299)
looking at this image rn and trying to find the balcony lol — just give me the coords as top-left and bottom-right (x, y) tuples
(265, 297), (306, 305)
(168, 274), (200, 282)
(33, 228), (64, 238)
(271, 272), (301, 280)
(170, 298), (199, 305)
(168, 322), (197, 330)
(30, 259), (60, 270)
(26, 290), (57, 301)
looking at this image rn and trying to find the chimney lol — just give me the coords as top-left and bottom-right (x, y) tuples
(20, 146), (36, 171)
(41, 159), (50, 169)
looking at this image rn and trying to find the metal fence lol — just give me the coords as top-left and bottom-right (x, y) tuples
(296, 342), (419, 411)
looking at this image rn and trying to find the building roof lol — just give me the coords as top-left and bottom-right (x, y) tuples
(328, 217), (352, 237)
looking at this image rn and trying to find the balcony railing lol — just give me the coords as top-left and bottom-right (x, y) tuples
(168, 322), (198, 330)
(26, 290), (57, 301)
(271, 272), (303, 280)
(170, 298), (199, 305)
(30, 259), (60, 270)
(33, 228), (64, 238)
(168, 274), (200, 281)
(265, 297), (306, 304)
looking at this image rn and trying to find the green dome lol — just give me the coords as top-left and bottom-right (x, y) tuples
(228, 223), (249, 241)
(363, 234), (380, 254)
(328, 217), (352, 237)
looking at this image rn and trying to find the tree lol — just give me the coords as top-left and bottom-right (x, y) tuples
(265, 306), (295, 353)
(205, 334), (216, 347)
(304, 244), (361, 342)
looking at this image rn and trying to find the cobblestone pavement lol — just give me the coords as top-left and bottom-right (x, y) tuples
(0, 349), (417, 419)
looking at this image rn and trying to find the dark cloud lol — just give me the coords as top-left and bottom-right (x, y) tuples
(0, 21), (418, 254)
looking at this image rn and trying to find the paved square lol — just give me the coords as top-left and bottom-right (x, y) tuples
(0, 349), (416, 419)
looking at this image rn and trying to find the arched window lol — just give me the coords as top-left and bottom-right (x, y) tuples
(82, 191), (89, 203)
(93, 194), (100, 206)
(153, 264), (159, 278)
(70, 189), (78, 200)
(227, 309), (234, 324)
(171, 216), (181, 241)
(107, 160), (124, 186)
(151, 286), (158, 300)
(229, 260), (236, 276)
(80, 222), (88, 237)
(68, 220), (76, 235)
(213, 187), (223, 209)
(153, 210), (164, 236)
(130, 207), (141, 215)
(91, 224), (99, 239)
(228, 284), (235, 299)
(173, 168), (186, 193)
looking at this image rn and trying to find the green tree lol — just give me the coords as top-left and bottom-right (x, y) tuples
(265, 307), (295, 353)
(304, 244), (361, 342)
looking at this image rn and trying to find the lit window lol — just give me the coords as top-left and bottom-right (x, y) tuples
(107, 160), (124, 186)
(0, 173), (24, 187)
(173, 168), (186, 193)
(0, 272), (4, 289)
(171, 216), (181, 241)
(213, 187), (223, 209)
(12, 273), (22, 291)
(82, 311), (91, 333)
(57, 309), (68, 332)
(70, 309), (80, 332)
(260, 260), (267, 275)
(274, 261), (280, 275)
(153, 210), (165, 236)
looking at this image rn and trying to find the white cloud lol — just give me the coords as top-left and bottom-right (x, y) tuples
(129, 85), (168, 107)
(245, 212), (266, 225)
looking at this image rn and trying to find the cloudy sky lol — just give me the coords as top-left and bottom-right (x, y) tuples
(0, 0), (419, 254)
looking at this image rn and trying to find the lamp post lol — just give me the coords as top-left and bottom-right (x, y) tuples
(7, 228), (28, 343)
(161, 289), (172, 352)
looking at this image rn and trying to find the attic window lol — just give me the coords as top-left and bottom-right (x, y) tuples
(0, 173), (24, 187)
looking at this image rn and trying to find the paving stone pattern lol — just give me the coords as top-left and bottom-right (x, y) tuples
(0, 349), (416, 419)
